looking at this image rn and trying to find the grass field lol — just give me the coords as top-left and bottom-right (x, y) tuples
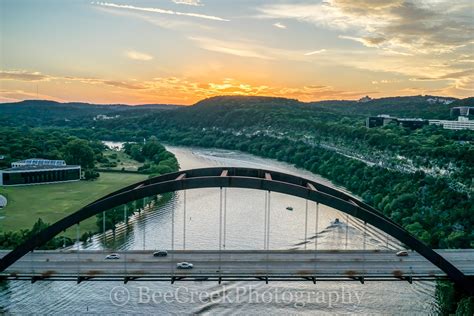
(101, 149), (143, 171)
(0, 172), (147, 237)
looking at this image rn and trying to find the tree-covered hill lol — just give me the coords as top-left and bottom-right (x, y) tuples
(310, 95), (460, 119)
(0, 99), (180, 126)
(191, 95), (463, 120)
(450, 96), (474, 108)
(1, 95), (468, 127)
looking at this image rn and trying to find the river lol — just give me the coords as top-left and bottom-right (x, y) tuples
(0, 146), (439, 314)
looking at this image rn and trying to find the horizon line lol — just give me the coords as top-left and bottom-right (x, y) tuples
(0, 94), (468, 107)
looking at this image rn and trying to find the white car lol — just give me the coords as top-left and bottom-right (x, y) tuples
(105, 253), (120, 260)
(176, 262), (193, 269)
(396, 250), (409, 257)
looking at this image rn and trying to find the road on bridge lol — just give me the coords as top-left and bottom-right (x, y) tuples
(1, 250), (473, 282)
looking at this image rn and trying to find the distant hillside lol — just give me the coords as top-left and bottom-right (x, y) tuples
(450, 97), (474, 108)
(310, 95), (460, 119)
(0, 95), (470, 128)
(190, 95), (464, 120)
(193, 95), (300, 108)
(174, 95), (343, 129)
(0, 100), (180, 126)
(133, 103), (182, 110)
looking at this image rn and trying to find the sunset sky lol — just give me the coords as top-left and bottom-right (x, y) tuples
(1, 0), (473, 105)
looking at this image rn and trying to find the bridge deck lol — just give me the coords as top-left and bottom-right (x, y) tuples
(1, 250), (473, 283)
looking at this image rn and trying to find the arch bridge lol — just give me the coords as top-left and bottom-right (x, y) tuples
(0, 167), (473, 294)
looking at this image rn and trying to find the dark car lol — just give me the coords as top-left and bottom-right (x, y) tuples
(153, 250), (168, 257)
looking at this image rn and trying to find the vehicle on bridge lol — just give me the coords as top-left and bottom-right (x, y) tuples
(153, 250), (168, 257)
(177, 262), (193, 269)
(105, 253), (120, 260)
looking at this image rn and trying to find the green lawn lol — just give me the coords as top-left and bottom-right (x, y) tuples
(101, 149), (143, 171)
(0, 172), (147, 237)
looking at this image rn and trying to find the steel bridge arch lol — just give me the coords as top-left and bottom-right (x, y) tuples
(0, 167), (472, 294)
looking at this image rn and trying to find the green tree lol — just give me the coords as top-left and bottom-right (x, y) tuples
(63, 139), (95, 169)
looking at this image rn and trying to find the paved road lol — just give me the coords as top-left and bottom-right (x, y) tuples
(1, 250), (473, 281)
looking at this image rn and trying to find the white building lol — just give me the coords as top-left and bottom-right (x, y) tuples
(426, 97), (455, 105)
(93, 114), (120, 121)
(429, 116), (474, 131)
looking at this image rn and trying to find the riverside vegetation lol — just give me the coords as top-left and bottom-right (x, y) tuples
(0, 128), (178, 248)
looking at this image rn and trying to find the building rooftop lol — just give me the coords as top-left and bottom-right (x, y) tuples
(451, 106), (474, 110)
(12, 159), (66, 167)
(2, 165), (80, 172)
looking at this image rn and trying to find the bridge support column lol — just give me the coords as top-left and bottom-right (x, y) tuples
(362, 221), (367, 280)
(314, 202), (319, 249)
(267, 191), (271, 250)
(304, 199), (308, 250)
(223, 188), (227, 250)
(183, 190), (187, 250)
(219, 187), (223, 251)
(124, 204), (128, 277)
(363, 222), (367, 250)
(76, 222), (80, 280)
(143, 206), (146, 250)
(314, 202), (319, 280)
(219, 187), (223, 280)
(263, 191), (268, 250)
(171, 192), (176, 278)
(345, 214), (349, 250)
(102, 211), (106, 249)
(265, 191), (271, 281)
